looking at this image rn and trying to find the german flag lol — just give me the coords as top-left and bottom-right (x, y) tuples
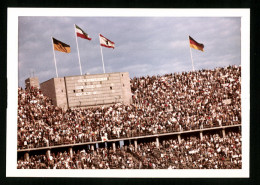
(189, 36), (204, 52)
(53, 37), (71, 53)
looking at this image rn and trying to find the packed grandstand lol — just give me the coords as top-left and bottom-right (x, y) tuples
(17, 65), (241, 169)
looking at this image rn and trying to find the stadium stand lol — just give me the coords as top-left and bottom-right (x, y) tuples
(17, 65), (241, 169)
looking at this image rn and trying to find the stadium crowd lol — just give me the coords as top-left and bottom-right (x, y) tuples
(17, 131), (242, 169)
(17, 65), (241, 150)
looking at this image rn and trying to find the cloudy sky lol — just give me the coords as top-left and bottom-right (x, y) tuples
(18, 15), (241, 87)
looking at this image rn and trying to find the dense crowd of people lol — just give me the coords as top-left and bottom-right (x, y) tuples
(17, 131), (242, 169)
(17, 65), (241, 149)
(130, 131), (241, 169)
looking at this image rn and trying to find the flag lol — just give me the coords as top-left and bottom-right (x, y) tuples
(189, 36), (204, 51)
(99, 34), (115, 49)
(75, 24), (91, 40)
(101, 136), (108, 142)
(53, 38), (71, 53)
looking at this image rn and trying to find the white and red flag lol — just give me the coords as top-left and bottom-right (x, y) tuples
(101, 136), (108, 142)
(75, 24), (91, 40)
(99, 34), (115, 49)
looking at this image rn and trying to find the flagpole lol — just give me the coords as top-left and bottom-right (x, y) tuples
(51, 37), (58, 77)
(189, 46), (195, 72)
(189, 36), (195, 72)
(99, 34), (106, 73)
(74, 24), (83, 75)
(100, 45), (106, 73)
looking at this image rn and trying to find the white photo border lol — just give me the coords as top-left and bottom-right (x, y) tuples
(6, 8), (250, 178)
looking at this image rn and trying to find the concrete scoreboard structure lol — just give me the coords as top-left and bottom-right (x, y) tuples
(40, 72), (132, 110)
(25, 77), (40, 89)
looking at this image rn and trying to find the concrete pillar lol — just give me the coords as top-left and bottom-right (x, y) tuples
(119, 140), (124, 148)
(178, 134), (181, 143)
(46, 150), (51, 160)
(69, 147), (73, 159)
(156, 137), (160, 148)
(24, 152), (29, 161)
(134, 140), (138, 151)
(200, 131), (203, 141)
(112, 142), (116, 152)
(129, 139), (131, 144)
(222, 129), (226, 137)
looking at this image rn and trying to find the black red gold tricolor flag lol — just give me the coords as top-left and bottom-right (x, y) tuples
(53, 38), (71, 53)
(189, 36), (204, 52)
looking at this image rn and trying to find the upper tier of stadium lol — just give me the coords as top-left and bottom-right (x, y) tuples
(17, 65), (241, 150)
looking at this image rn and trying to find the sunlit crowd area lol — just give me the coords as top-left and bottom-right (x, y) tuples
(17, 65), (241, 169)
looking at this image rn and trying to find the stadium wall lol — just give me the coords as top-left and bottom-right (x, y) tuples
(40, 78), (68, 110)
(25, 77), (39, 89)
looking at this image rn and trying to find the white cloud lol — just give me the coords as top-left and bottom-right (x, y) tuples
(169, 40), (188, 49)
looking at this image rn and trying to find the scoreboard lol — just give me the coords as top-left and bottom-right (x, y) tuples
(40, 72), (132, 110)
